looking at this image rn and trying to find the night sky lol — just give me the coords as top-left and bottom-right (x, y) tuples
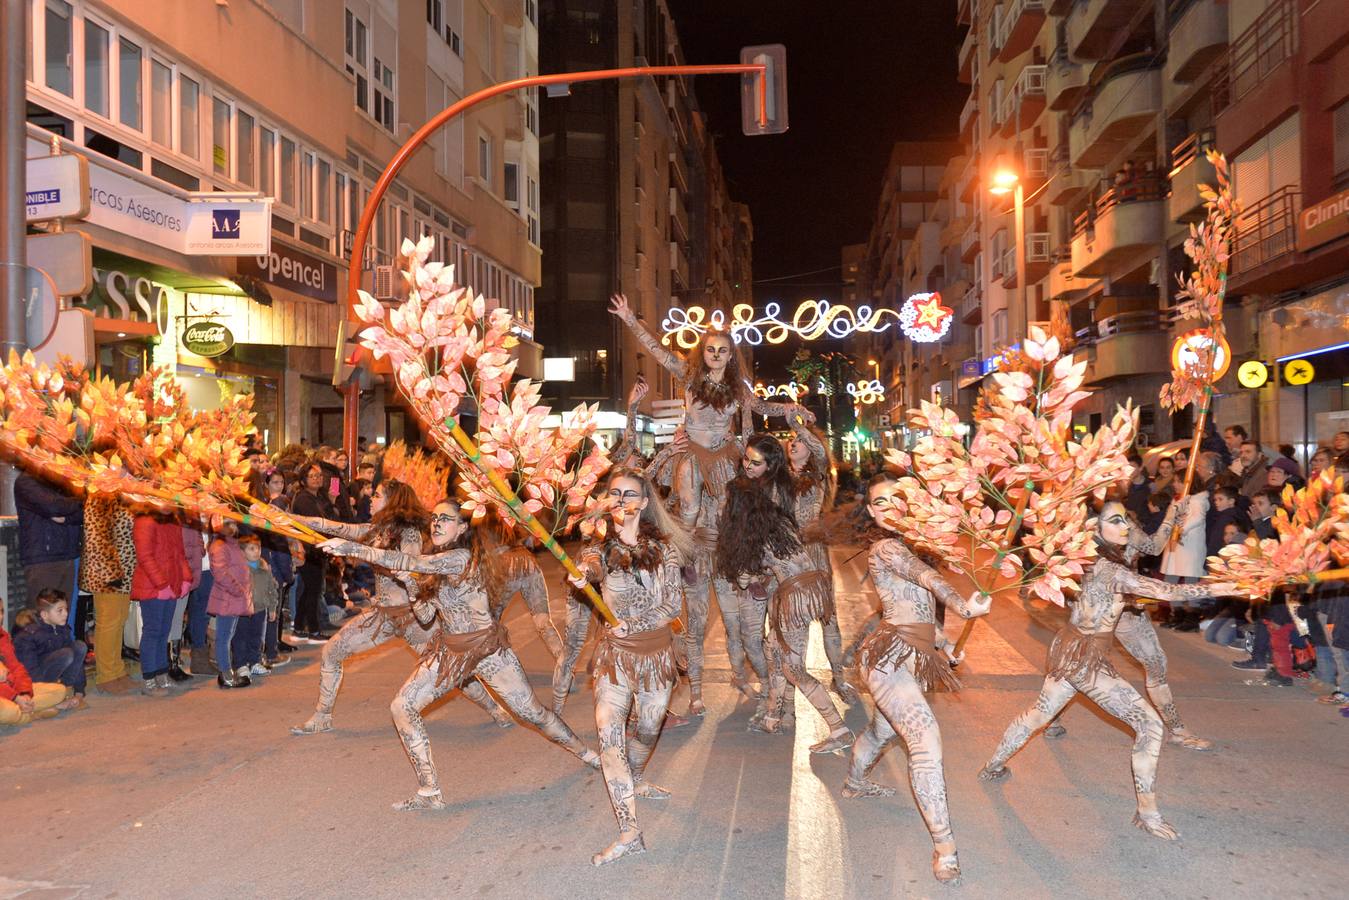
(663, 1), (966, 376)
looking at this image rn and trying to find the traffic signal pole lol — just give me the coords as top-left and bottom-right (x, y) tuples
(1, 0), (29, 515)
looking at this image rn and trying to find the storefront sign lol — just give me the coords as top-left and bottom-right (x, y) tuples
(26, 138), (270, 257)
(1297, 187), (1349, 253)
(236, 243), (339, 303)
(76, 266), (172, 335)
(1283, 358), (1315, 386)
(181, 320), (235, 358)
(1236, 360), (1269, 389)
(25, 154), (90, 221)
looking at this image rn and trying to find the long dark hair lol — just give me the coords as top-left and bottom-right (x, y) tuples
(717, 460), (803, 582)
(368, 479), (431, 547)
(686, 329), (751, 414)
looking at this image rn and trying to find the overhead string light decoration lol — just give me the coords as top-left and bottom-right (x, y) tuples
(661, 300), (900, 349)
(899, 292), (953, 343)
(846, 379), (885, 405)
(754, 381), (810, 402)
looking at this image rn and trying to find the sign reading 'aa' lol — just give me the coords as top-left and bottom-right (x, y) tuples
(181, 320), (235, 358)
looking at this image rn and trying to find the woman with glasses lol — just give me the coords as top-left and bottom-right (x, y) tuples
(567, 467), (694, 866)
(320, 498), (600, 812)
(279, 480), (512, 735)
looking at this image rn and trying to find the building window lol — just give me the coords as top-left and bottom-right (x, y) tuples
(211, 95), (230, 175)
(525, 0), (537, 26)
(317, 158), (332, 224)
(479, 8), (494, 76)
(427, 0), (441, 33)
(236, 109), (255, 187)
(179, 75), (199, 159)
(258, 127), (276, 196)
(373, 57), (395, 131)
(302, 150), (315, 218)
(345, 7), (370, 114)
(83, 18), (109, 116)
(150, 58), (172, 146)
(1334, 101), (1349, 188)
(118, 37), (142, 129)
(478, 134), (492, 188)
(504, 161), (519, 205)
(280, 136), (297, 207)
(525, 85), (539, 137)
(45, 0), (74, 97)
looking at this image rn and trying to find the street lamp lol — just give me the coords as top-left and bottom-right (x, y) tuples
(988, 150), (1026, 351)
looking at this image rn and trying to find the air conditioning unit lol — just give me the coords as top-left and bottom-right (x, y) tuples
(373, 264), (398, 300)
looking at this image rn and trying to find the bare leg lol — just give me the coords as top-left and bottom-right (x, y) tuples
(682, 573), (712, 716)
(1073, 668), (1174, 839)
(847, 659), (961, 884)
(628, 682), (675, 797)
(735, 586), (770, 684)
(553, 587), (594, 715)
(980, 676), (1078, 778)
(477, 649), (599, 767)
(592, 673), (647, 866)
(292, 610), (399, 735)
(461, 678), (514, 728)
(388, 660), (461, 809)
(1116, 611), (1210, 750)
(711, 575), (749, 689)
(778, 624), (850, 752)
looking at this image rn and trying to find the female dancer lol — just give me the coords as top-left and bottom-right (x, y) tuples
(784, 418), (855, 702)
(979, 500), (1236, 840)
(843, 474), (991, 886)
(610, 294), (810, 716)
(718, 434), (851, 753)
(1044, 495), (1214, 750)
(568, 467), (693, 865)
(321, 498), (600, 811)
(282, 480), (511, 735)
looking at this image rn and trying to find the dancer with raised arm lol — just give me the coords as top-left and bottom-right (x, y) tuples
(568, 467), (693, 866)
(1044, 495), (1214, 750)
(718, 435), (851, 752)
(610, 293), (810, 716)
(843, 474), (991, 886)
(283, 480), (511, 735)
(979, 500), (1236, 840)
(784, 416), (855, 703)
(320, 498), (600, 811)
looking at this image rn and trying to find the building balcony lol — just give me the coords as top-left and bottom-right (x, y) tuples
(1047, 259), (1097, 303)
(1212, 0), (1297, 115)
(1046, 46), (1089, 111)
(1229, 185), (1300, 288)
(1047, 147), (1095, 206)
(959, 92), (979, 142)
(998, 64), (1048, 136)
(1167, 131), (1217, 224)
(960, 219), (981, 262)
(1066, 0), (1152, 60)
(958, 28), (978, 84)
(1069, 57), (1161, 169)
(1071, 182), (1167, 277)
(1087, 313), (1170, 383)
(960, 282), (983, 324)
(669, 240), (689, 283)
(669, 149), (689, 193)
(998, 0), (1046, 62)
(1000, 232), (1052, 288)
(1165, 0), (1228, 85)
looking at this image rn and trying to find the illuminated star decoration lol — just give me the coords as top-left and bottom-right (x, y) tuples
(754, 381), (810, 402)
(846, 379), (885, 405)
(661, 300), (900, 349)
(899, 292), (953, 343)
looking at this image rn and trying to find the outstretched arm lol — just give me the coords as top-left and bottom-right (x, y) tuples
(870, 538), (988, 619)
(609, 294), (684, 377)
(1110, 565), (1233, 604)
(788, 414), (827, 466)
(748, 390), (813, 424)
(1128, 499), (1182, 557)
(610, 377), (649, 466)
(319, 540), (469, 577)
(288, 513), (371, 541)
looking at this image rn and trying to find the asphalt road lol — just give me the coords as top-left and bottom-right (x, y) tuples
(2, 545), (1345, 900)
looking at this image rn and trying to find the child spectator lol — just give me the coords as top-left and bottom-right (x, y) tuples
(1250, 489), (1280, 540)
(208, 520), (254, 689)
(13, 589), (87, 710)
(1207, 486), (1250, 557)
(1, 618), (66, 726)
(237, 534), (288, 675)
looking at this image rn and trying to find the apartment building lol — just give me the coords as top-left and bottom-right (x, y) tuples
(938, 0), (1348, 451)
(537, 0), (747, 437)
(25, 0), (541, 449)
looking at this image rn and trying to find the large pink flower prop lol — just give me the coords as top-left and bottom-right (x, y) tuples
(1207, 472), (1349, 598)
(881, 327), (1136, 605)
(353, 236), (610, 534)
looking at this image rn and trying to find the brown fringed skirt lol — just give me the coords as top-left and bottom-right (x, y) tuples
(1046, 625), (1118, 681)
(423, 623), (509, 688)
(649, 438), (739, 498)
(592, 625), (677, 693)
(858, 621), (961, 692)
(367, 602), (426, 636)
(772, 570), (835, 633)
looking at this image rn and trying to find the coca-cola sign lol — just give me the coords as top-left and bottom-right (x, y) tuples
(181, 320), (235, 358)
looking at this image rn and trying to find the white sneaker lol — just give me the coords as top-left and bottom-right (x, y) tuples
(249, 663), (270, 676)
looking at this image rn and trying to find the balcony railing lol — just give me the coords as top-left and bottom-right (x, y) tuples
(960, 92), (979, 139)
(1231, 185), (1300, 275)
(960, 284), (983, 323)
(1168, 130), (1218, 223)
(1074, 174), (1170, 238)
(998, 0), (1046, 61)
(1212, 0), (1297, 114)
(1000, 64), (1048, 135)
(1047, 44), (1088, 111)
(1166, 0), (1228, 84)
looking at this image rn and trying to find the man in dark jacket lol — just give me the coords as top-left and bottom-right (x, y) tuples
(14, 473), (83, 612)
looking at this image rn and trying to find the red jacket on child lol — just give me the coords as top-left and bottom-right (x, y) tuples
(0, 627), (35, 702)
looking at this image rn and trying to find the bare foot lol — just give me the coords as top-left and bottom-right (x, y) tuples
(1166, 731), (1213, 751)
(1133, 810), (1179, 840)
(978, 764), (1010, 781)
(290, 714), (333, 736)
(490, 709), (516, 729)
(664, 711), (692, 729)
(580, 749), (602, 770)
(831, 677), (860, 705)
(932, 842), (961, 885)
(810, 728), (854, 754)
(841, 777), (897, 799)
(731, 676), (762, 701)
(687, 697), (707, 717)
(1043, 722), (1067, 739)
(393, 791), (446, 811)
(634, 779), (672, 800)
(591, 832), (647, 866)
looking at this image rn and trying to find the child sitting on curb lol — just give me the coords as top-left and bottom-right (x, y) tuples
(1, 615), (67, 726)
(14, 589), (87, 711)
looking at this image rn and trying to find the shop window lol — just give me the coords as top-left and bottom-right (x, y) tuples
(83, 18), (109, 116)
(45, 0), (74, 97)
(317, 158), (332, 224)
(258, 128), (276, 196)
(280, 136), (297, 208)
(211, 95), (230, 175)
(151, 58), (172, 146)
(84, 126), (141, 168)
(118, 37), (142, 129)
(236, 109), (256, 187)
(179, 75), (199, 159)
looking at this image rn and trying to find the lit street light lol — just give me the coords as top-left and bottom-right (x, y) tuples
(988, 150), (1026, 350)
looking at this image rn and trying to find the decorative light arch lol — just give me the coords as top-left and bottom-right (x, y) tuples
(754, 380), (810, 402)
(846, 379), (885, 405)
(662, 300), (901, 348)
(899, 292), (953, 343)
